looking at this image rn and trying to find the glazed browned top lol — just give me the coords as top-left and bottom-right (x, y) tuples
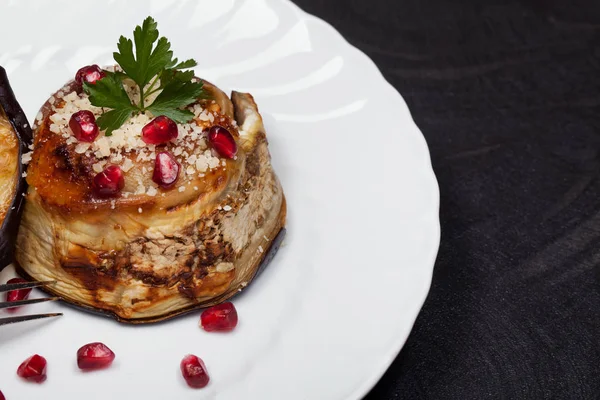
(26, 79), (245, 215)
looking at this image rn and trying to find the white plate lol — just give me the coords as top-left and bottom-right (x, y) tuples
(0, 1), (440, 399)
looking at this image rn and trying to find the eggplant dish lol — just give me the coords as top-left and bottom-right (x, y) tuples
(15, 73), (286, 323)
(12, 18), (287, 324)
(0, 66), (33, 271)
(12, 18), (286, 323)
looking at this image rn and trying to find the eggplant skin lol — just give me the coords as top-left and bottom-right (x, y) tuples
(0, 66), (33, 272)
(15, 87), (286, 323)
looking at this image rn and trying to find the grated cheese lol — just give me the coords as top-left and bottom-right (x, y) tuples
(121, 158), (134, 172)
(74, 143), (90, 154)
(21, 152), (33, 164)
(92, 162), (105, 173)
(38, 73), (236, 198)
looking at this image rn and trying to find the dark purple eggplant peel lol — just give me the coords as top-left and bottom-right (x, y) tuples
(0, 66), (33, 272)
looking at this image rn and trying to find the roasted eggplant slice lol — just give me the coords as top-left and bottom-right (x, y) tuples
(15, 74), (286, 323)
(0, 66), (33, 272)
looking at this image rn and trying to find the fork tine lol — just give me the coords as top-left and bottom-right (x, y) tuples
(0, 297), (59, 310)
(0, 313), (62, 326)
(0, 280), (56, 293)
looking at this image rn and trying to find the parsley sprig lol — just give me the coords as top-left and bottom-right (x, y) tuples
(83, 17), (205, 135)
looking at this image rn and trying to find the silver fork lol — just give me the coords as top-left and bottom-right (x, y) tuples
(0, 280), (62, 326)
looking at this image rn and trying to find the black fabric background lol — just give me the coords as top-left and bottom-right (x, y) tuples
(292, 1), (600, 399)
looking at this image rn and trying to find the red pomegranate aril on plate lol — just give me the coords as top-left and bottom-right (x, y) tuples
(200, 302), (238, 332)
(92, 165), (124, 198)
(69, 110), (99, 142)
(0, 389), (4, 400)
(207, 126), (237, 159)
(17, 354), (47, 383)
(75, 65), (105, 86)
(4, 278), (32, 313)
(142, 116), (178, 144)
(77, 342), (115, 370)
(153, 152), (180, 188)
(180, 355), (210, 388)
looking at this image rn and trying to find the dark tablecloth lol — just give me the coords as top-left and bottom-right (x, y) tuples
(292, 0), (600, 398)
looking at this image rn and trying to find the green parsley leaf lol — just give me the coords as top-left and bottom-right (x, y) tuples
(84, 72), (139, 135)
(84, 71), (134, 110)
(158, 68), (193, 90)
(85, 16), (205, 133)
(147, 71), (204, 123)
(113, 17), (175, 89)
(97, 108), (136, 136)
(172, 59), (197, 69)
(146, 107), (194, 123)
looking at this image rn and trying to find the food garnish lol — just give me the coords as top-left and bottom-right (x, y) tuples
(69, 110), (99, 142)
(17, 354), (47, 383)
(76, 342), (116, 370)
(3, 278), (33, 313)
(141, 115), (178, 144)
(91, 165), (125, 198)
(207, 126), (238, 159)
(83, 16), (205, 135)
(152, 151), (180, 188)
(180, 354), (210, 388)
(75, 65), (105, 87)
(200, 302), (238, 332)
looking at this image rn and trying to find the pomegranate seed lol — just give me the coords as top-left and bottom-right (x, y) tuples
(142, 116), (178, 144)
(180, 355), (210, 388)
(92, 165), (124, 198)
(207, 126), (237, 159)
(200, 302), (238, 332)
(152, 152), (180, 188)
(69, 110), (99, 142)
(17, 354), (47, 383)
(0, 389), (4, 400)
(4, 278), (32, 314)
(75, 65), (105, 86)
(77, 342), (115, 370)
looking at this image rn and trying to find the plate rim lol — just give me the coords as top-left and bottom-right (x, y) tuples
(285, 1), (441, 398)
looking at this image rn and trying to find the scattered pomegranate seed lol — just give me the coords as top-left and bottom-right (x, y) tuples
(69, 110), (99, 142)
(75, 65), (105, 86)
(92, 165), (124, 198)
(207, 126), (237, 159)
(17, 354), (47, 383)
(0, 390), (4, 400)
(77, 342), (115, 370)
(180, 355), (210, 388)
(200, 302), (238, 332)
(152, 152), (180, 188)
(141, 116), (178, 144)
(4, 278), (32, 314)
